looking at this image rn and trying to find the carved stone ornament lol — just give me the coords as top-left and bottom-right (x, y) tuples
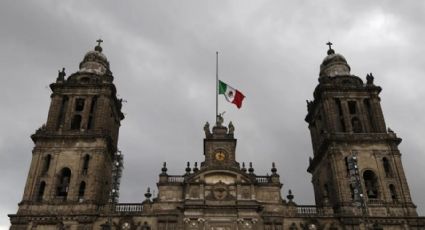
(213, 181), (228, 200)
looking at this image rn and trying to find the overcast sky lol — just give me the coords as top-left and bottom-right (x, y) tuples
(1, 0), (425, 228)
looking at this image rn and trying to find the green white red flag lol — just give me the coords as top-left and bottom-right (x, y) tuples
(218, 80), (245, 109)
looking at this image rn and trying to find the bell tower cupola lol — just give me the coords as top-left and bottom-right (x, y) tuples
(319, 42), (351, 78)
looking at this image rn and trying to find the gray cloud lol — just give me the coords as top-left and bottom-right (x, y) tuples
(1, 0), (424, 228)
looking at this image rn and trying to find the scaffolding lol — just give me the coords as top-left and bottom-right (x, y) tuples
(347, 151), (370, 229)
(110, 150), (124, 204)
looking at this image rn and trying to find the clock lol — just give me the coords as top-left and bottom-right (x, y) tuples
(215, 151), (226, 161)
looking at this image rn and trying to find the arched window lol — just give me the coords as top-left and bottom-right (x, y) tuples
(78, 181), (86, 200)
(363, 170), (379, 199)
(71, 115), (82, 130)
(56, 167), (71, 200)
(383, 157), (391, 177)
(42, 154), (51, 174)
(37, 181), (46, 202)
(324, 183), (329, 198)
(82, 154), (90, 175)
(351, 117), (362, 133)
(389, 184), (397, 200)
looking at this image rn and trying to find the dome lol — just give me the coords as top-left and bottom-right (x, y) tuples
(78, 43), (110, 75)
(319, 48), (351, 78)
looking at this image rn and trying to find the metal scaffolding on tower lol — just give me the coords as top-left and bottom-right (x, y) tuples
(111, 150), (124, 203)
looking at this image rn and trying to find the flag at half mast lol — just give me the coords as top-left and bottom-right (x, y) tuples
(218, 80), (245, 109)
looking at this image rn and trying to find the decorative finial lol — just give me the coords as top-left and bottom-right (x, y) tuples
(193, 162), (199, 172)
(248, 162), (254, 174)
(241, 162), (247, 173)
(326, 41), (335, 55)
(95, 39), (103, 52)
(271, 162), (277, 175)
(161, 162), (168, 175)
(185, 162), (191, 174)
(144, 187), (152, 199)
(287, 189), (294, 202)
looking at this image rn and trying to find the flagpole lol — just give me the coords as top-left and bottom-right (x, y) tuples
(216, 51), (219, 124)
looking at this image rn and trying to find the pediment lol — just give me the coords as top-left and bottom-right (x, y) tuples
(186, 169), (255, 185)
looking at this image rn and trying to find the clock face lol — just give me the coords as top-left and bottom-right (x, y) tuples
(215, 151), (226, 161)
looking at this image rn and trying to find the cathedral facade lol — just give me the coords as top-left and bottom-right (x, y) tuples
(8, 42), (425, 230)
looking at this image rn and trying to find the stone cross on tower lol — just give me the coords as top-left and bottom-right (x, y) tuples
(96, 39), (103, 46)
(326, 41), (335, 55)
(95, 39), (103, 52)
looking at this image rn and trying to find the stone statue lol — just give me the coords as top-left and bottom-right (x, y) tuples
(228, 121), (234, 134)
(203, 122), (211, 136)
(216, 113), (224, 126)
(366, 73), (374, 85)
(306, 100), (313, 110)
(57, 67), (66, 82)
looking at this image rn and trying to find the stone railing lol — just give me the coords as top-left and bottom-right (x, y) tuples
(255, 176), (270, 183)
(168, 175), (185, 183)
(114, 203), (144, 212)
(296, 205), (321, 216)
(367, 199), (383, 205)
(295, 205), (336, 217)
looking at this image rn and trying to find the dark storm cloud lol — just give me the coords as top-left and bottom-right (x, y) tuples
(1, 1), (424, 228)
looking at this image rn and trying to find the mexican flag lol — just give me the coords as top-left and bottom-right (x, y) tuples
(218, 80), (245, 109)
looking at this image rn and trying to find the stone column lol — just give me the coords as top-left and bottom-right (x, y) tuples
(45, 94), (63, 130)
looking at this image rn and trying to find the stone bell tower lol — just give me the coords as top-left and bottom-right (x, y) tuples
(305, 43), (417, 217)
(201, 115), (239, 170)
(10, 41), (124, 228)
